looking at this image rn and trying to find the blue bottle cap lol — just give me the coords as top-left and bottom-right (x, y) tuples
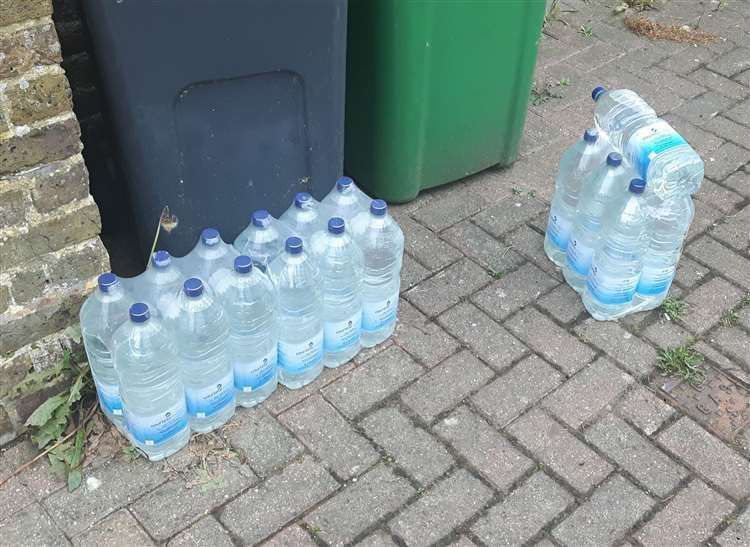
(370, 199), (388, 216)
(234, 255), (253, 273)
(294, 192), (312, 208)
(97, 272), (118, 292)
(252, 209), (271, 228)
(606, 152), (623, 167)
(286, 236), (303, 254)
(129, 302), (150, 323)
(592, 86), (607, 101)
(583, 128), (599, 143)
(629, 178), (646, 194)
(336, 176), (354, 192)
(328, 217), (345, 234)
(152, 250), (171, 268)
(183, 277), (204, 297)
(201, 228), (220, 246)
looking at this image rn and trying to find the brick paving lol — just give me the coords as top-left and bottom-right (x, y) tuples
(1, 1), (749, 545)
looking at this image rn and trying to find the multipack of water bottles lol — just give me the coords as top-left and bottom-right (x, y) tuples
(544, 86), (703, 320)
(80, 177), (404, 460)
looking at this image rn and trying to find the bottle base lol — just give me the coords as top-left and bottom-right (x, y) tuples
(562, 268), (586, 294)
(361, 323), (396, 348)
(189, 400), (236, 433)
(138, 425), (191, 462)
(543, 238), (566, 268)
(236, 379), (277, 408)
(279, 362), (324, 390)
(324, 343), (361, 368)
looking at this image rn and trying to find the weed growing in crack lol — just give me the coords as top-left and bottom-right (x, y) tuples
(657, 346), (705, 385)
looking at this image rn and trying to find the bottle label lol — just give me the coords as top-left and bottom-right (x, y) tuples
(546, 207), (573, 250)
(362, 292), (399, 332)
(185, 370), (235, 418)
(233, 347), (277, 392)
(626, 120), (687, 179)
(566, 237), (595, 276)
(125, 399), (188, 446)
(94, 379), (123, 416)
(278, 330), (324, 373)
(586, 263), (638, 305)
(325, 310), (362, 352)
(636, 264), (675, 296)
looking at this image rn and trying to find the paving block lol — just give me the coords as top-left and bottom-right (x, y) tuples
(617, 385), (676, 436)
(586, 414), (687, 497)
(43, 457), (168, 537)
(262, 525), (317, 547)
(639, 66), (706, 100)
(361, 407), (453, 486)
(712, 326), (750, 370)
(435, 406), (533, 492)
(279, 395), (378, 480)
(504, 224), (564, 281)
(710, 203), (750, 251)
(707, 47), (750, 77)
(681, 276), (745, 334)
(411, 187), (490, 232)
(305, 464), (415, 546)
(537, 283), (586, 324)
(264, 363), (355, 416)
(688, 236), (750, 290)
(662, 113), (724, 157)
(404, 258), (491, 317)
(553, 474), (654, 547)
(441, 221), (525, 275)
(471, 262), (559, 322)
(355, 530), (399, 546)
(473, 195), (548, 238)
(721, 170), (750, 199)
(168, 516), (233, 547)
(130, 459), (256, 542)
(636, 480), (734, 547)
(389, 470), (492, 547)
(575, 319), (657, 378)
(717, 506), (750, 547)
(226, 407), (304, 477)
(672, 91), (735, 127)
(399, 215), (463, 272)
(472, 355), (563, 428)
(437, 301), (528, 372)
(73, 509), (154, 546)
(219, 456), (339, 545)
(393, 300), (460, 368)
(507, 409), (613, 494)
(688, 199), (725, 243)
(688, 68), (749, 100)
(674, 256), (710, 289)
(400, 254), (431, 292)
(507, 308), (596, 376)
(642, 319), (693, 350)
(543, 357), (634, 429)
(724, 97), (750, 129)
(659, 46), (717, 74)
(705, 142), (750, 181)
(0, 502), (69, 546)
(704, 116), (750, 152)
(694, 179), (746, 215)
(322, 346), (423, 419)
(401, 350), (494, 423)
(472, 472), (573, 546)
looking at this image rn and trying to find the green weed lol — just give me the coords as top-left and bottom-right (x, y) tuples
(657, 346), (705, 385)
(579, 24), (593, 37)
(660, 297), (686, 321)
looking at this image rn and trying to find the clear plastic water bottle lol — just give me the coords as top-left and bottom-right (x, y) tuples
(321, 176), (371, 224)
(592, 86), (703, 199)
(279, 192), (330, 244)
(544, 128), (611, 266)
(182, 228), (238, 289)
(564, 152), (631, 292)
(351, 199), (404, 347)
(310, 217), (364, 367)
(268, 237), (324, 388)
(80, 272), (132, 429)
(233, 210), (291, 272)
(216, 256), (278, 407)
(633, 194), (695, 310)
(175, 277), (236, 432)
(583, 179), (651, 320)
(113, 303), (190, 461)
(141, 250), (182, 326)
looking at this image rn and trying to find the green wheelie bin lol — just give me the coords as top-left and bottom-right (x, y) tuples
(345, 0), (546, 202)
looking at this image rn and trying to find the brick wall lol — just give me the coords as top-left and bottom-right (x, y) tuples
(0, 0), (109, 445)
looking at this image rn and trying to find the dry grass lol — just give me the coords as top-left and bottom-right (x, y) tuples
(624, 15), (719, 44)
